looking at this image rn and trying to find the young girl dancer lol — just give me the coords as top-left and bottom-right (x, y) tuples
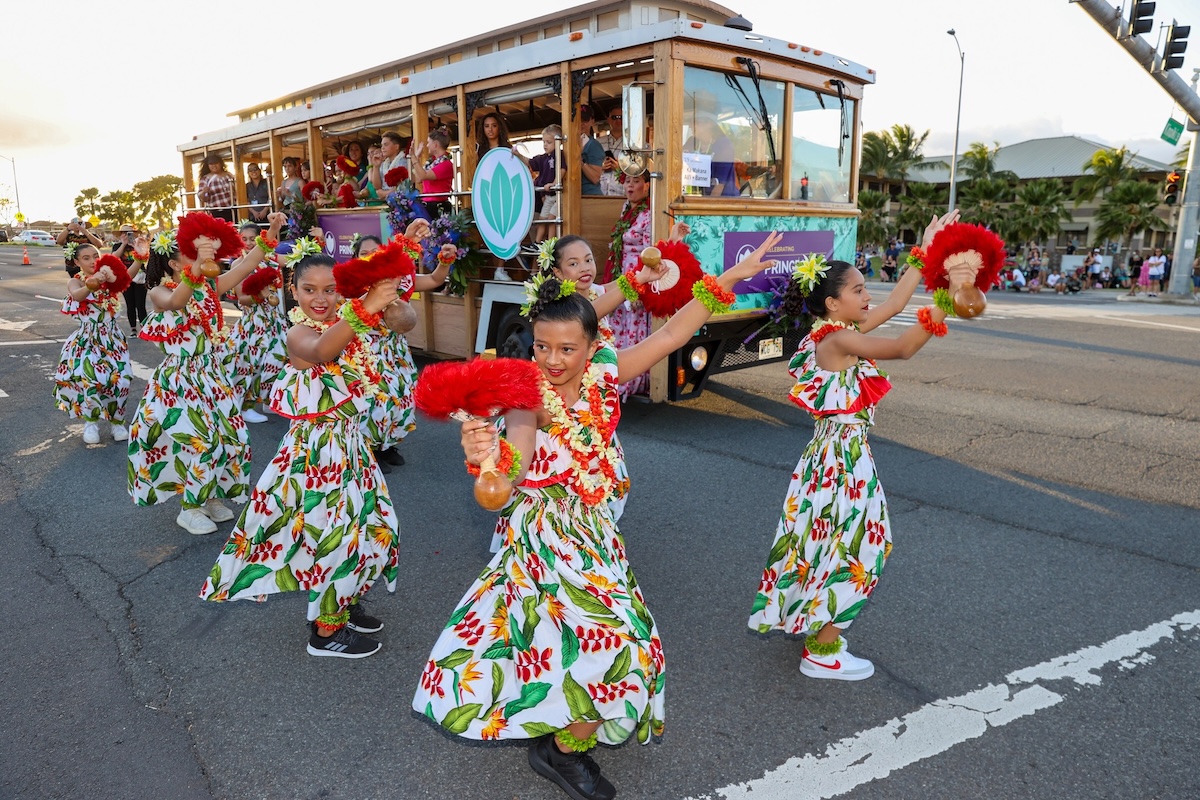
(413, 233), (782, 800)
(199, 250), (407, 659)
(128, 213), (284, 536)
(228, 222), (287, 423)
(747, 212), (967, 681)
(351, 229), (452, 470)
(54, 244), (132, 444)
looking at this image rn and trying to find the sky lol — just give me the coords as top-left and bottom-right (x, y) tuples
(1, 0), (1197, 224)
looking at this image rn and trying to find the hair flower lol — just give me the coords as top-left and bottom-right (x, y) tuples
(149, 230), (178, 256)
(792, 253), (830, 296)
(520, 271), (575, 317)
(536, 237), (558, 274)
(285, 236), (323, 266)
(63, 242), (80, 262)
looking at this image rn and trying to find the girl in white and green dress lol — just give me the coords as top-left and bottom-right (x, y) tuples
(228, 222), (288, 423)
(199, 252), (403, 659)
(414, 233), (782, 800)
(54, 244), (132, 445)
(127, 214), (283, 536)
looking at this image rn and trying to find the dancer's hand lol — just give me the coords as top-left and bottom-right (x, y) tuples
(193, 237), (217, 264)
(921, 209), (960, 251)
(96, 265), (116, 284)
(363, 278), (401, 314)
(404, 219), (430, 242)
(669, 221), (690, 242)
(461, 419), (498, 466)
(724, 231), (782, 282)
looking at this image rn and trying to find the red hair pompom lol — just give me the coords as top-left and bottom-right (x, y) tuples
(94, 253), (132, 295)
(332, 237), (416, 298)
(923, 223), (1006, 292)
(384, 166), (409, 186)
(336, 155), (359, 176)
(301, 181), (325, 202)
(337, 183), (357, 209)
(176, 212), (245, 261)
(415, 358), (544, 420)
(241, 266), (281, 298)
(635, 240), (704, 318)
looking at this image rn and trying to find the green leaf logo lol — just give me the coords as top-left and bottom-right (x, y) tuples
(472, 149), (534, 260)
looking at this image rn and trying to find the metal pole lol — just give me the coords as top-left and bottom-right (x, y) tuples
(947, 30), (964, 214)
(1167, 69), (1200, 299)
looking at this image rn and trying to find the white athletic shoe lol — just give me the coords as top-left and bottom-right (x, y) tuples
(800, 636), (875, 681)
(242, 408), (269, 423)
(202, 498), (236, 523)
(111, 423), (129, 442)
(493, 267), (512, 282)
(82, 422), (100, 444)
(177, 507), (218, 535)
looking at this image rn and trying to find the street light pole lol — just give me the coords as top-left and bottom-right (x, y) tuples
(0, 154), (21, 226)
(947, 29), (965, 214)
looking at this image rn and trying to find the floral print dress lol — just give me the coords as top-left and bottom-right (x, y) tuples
(54, 292), (131, 424)
(361, 330), (417, 451)
(748, 331), (894, 637)
(127, 282), (250, 507)
(229, 300), (288, 409)
(414, 344), (665, 746)
(199, 351), (399, 620)
(609, 206), (653, 400)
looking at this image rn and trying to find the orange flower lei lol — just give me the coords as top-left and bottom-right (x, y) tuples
(287, 306), (381, 389)
(171, 279), (228, 344)
(916, 305), (948, 337)
(73, 272), (122, 317)
(809, 317), (856, 344)
(539, 362), (618, 506)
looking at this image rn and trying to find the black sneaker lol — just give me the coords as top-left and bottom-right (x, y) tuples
(528, 735), (616, 800)
(381, 448), (405, 466)
(347, 602), (383, 633)
(372, 450), (393, 474)
(306, 624), (382, 659)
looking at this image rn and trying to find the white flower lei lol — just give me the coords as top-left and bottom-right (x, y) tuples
(287, 305), (379, 390)
(539, 360), (618, 501)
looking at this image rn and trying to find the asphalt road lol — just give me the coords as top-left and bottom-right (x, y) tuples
(2, 244), (1198, 800)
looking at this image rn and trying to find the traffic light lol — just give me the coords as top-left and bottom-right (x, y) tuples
(1164, 22), (1190, 70)
(1164, 170), (1181, 205)
(800, 174), (809, 200)
(1127, 0), (1156, 36)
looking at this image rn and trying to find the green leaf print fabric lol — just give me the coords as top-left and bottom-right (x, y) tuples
(360, 330), (417, 450)
(54, 296), (131, 423)
(229, 302), (288, 409)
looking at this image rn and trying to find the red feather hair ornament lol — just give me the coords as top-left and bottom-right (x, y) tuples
(384, 166), (409, 186)
(176, 212), (246, 261)
(93, 254), (132, 295)
(922, 223), (1007, 292)
(335, 155), (359, 176)
(634, 239), (704, 317)
(337, 183), (357, 209)
(415, 358), (545, 420)
(332, 237), (416, 298)
(301, 181), (326, 202)
(241, 266), (281, 297)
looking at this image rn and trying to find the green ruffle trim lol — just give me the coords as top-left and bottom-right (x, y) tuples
(932, 287), (956, 317)
(804, 634), (843, 657)
(554, 729), (599, 752)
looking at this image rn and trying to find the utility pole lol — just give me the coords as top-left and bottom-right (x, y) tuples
(1076, 0), (1199, 299)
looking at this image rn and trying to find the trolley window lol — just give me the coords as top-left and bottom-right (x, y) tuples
(791, 87), (855, 204)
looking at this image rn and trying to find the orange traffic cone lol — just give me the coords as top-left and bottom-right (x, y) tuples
(22, 246), (30, 265)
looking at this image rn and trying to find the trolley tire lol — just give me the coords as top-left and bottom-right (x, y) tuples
(495, 308), (533, 360)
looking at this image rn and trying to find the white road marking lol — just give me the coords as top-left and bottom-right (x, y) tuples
(129, 358), (155, 381)
(0, 338), (68, 347)
(0, 388), (8, 398)
(35, 295), (61, 303)
(1094, 315), (1200, 333)
(0, 318), (35, 331)
(688, 609), (1200, 800)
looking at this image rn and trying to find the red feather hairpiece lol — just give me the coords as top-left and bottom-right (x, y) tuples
(93, 254), (132, 295)
(415, 358), (545, 420)
(301, 181), (326, 202)
(332, 237), (416, 298)
(384, 166), (409, 186)
(176, 212), (246, 261)
(635, 239), (704, 318)
(337, 183), (357, 209)
(241, 266), (281, 297)
(923, 223), (1007, 292)
(336, 155), (359, 176)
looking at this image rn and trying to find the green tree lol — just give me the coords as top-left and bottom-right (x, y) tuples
(133, 175), (183, 230)
(958, 177), (1013, 236)
(860, 131), (896, 183)
(856, 189), (890, 250)
(74, 187), (101, 218)
(1093, 180), (1166, 263)
(1009, 178), (1072, 253)
(1073, 146), (1139, 205)
(98, 190), (142, 227)
(1173, 143), (1189, 170)
(959, 141), (1018, 182)
(897, 182), (947, 237)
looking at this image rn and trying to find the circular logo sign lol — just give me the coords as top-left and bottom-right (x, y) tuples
(472, 148), (534, 260)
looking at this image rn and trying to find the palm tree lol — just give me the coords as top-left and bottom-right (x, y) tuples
(98, 190), (143, 228)
(888, 124), (930, 195)
(1173, 143), (1190, 170)
(133, 175), (183, 230)
(860, 132), (895, 184)
(1073, 146), (1139, 205)
(1009, 178), (1072, 255)
(897, 182), (947, 237)
(958, 177), (1013, 237)
(856, 189), (890, 251)
(74, 187), (101, 219)
(1093, 180), (1166, 264)
(959, 141), (1019, 182)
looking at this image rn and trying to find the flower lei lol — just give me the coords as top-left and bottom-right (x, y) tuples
(602, 198), (648, 283)
(465, 438), (523, 482)
(792, 253), (831, 296)
(161, 278), (229, 345)
(809, 317), (856, 344)
(287, 305), (381, 390)
(72, 272), (121, 317)
(587, 288), (616, 343)
(540, 362), (618, 506)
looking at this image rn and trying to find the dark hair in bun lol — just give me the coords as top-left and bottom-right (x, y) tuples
(781, 259), (856, 319)
(528, 277), (599, 342)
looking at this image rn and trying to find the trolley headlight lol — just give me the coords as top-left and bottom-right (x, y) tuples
(689, 345), (709, 372)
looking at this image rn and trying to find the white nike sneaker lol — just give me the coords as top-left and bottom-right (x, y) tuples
(242, 408), (268, 423)
(82, 422), (100, 444)
(201, 498), (236, 523)
(177, 507), (218, 535)
(493, 267), (512, 282)
(800, 636), (875, 681)
(111, 423), (129, 442)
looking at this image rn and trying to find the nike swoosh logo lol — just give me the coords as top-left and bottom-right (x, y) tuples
(805, 656), (842, 670)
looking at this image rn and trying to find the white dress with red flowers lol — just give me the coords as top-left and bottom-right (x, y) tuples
(198, 355), (399, 619)
(361, 330), (417, 451)
(748, 331), (894, 637)
(229, 300), (288, 409)
(127, 283), (250, 508)
(609, 206), (653, 399)
(413, 344), (665, 745)
(54, 293), (131, 424)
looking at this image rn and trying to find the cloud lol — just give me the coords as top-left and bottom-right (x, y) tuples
(0, 112), (71, 148)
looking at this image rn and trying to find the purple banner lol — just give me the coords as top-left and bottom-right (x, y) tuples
(316, 210), (390, 263)
(724, 230), (835, 294)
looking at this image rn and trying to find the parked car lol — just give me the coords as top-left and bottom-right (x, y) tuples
(0, 229), (9, 242)
(14, 230), (55, 246)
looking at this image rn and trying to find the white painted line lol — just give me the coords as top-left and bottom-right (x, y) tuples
(0, 318), (35, 331)
(1094, 315), (1200, 333)
(129, 358), (155, 382)
(0, 388), (8, 398)
(688, 609), (1200, 800)
(0, 338), (68, 347)
(35, 295), (61, 303)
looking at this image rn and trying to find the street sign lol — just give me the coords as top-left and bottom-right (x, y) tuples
(1161, 117), (1184, 145)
